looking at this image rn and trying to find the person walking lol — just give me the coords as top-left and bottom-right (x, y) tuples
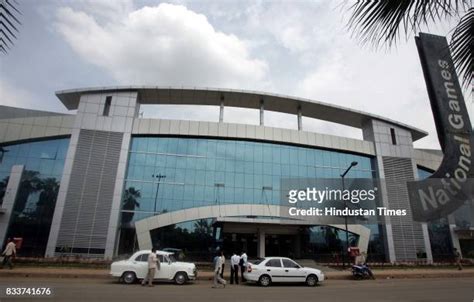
(1, 238), (16, 269)
(212, 251), (226, 288)
(230, 252), (240, 284)
(240, 251), (248, 282)
(142, 247), (160, 287)
(454, 248), (463, 270)
(220, 252), (226, 279)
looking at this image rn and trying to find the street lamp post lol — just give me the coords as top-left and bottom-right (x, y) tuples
(152, 174), (166, 214)
(340, 161), (358, 269)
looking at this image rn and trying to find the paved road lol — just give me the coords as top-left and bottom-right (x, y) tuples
(0, 277), (473, 302)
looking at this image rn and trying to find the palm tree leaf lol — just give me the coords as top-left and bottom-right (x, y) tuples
(449, 7), (473, 87)
(0, 0), (21, 54)
(346, 0), (473, 87)
(1, 29), (15, 45)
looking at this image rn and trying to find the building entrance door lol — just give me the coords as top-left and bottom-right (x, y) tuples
(265, 234), (297, 257)
(222, 232), (258, 257)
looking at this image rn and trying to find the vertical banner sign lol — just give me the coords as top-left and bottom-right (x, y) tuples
(408, 33), (474, 222)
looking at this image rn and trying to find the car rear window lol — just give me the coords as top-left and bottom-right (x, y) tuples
(252, 259), (264, 265)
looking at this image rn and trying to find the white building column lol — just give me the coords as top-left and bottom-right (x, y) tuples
(448, 215), (462, 256)
(46, 91), (138, 259)
(257, 228), (265, 258)
(0, 165), (24, 246)
(421, 223), (434, 263)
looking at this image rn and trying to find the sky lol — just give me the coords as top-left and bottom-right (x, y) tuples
(0, 0), (472, 149)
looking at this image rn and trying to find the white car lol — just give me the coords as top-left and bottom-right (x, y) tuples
(244, 257), (324, 287)
(110, 250), (197, 285)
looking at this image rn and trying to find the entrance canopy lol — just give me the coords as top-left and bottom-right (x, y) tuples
(134, 204), (370, 257)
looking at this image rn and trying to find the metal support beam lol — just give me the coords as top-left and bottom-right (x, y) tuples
(219, 95), (224, 123)
(297, 105), (303, 131)
(257, 228), (265, 258)
(259, 98), (264, 126)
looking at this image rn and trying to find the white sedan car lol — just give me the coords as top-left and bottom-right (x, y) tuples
(244, 257), (324, 287)
(110, 250), (197, 285)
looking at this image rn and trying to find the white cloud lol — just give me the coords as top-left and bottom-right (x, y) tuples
(239, 1), (340, 62)
(50, 1), (468, 149)
(208, 1), (461, 149)
(54, 3), (268, 89)
(0, 79), (62, 112)
(70, 0), (134, 22)
(297, 41), (441, 149)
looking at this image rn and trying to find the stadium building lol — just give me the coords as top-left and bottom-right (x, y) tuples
(0, 87), (472, 262)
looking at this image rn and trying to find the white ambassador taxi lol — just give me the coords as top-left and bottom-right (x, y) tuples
(244, 257), (324, 287)
(110, 250), (197, 285)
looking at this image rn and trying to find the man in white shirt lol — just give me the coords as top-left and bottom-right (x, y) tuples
(212, 251), (226, 288)
(1, 238), (16, 269)
(230, 252), (241, 284)
(240, 251), (248, 282)
(142, 247), (160, 287)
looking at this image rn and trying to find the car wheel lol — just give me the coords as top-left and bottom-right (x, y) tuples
(258, 275), (271, 287)
(306, 274), (318, 287)
(122, 271), (137, 284)
(174, 272), (187, 285)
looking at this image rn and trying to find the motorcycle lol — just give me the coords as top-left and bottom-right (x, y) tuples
(351, 263), (375, 280)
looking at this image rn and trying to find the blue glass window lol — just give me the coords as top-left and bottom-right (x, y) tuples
(0, 138), (70, 256)
(121, 137), (375, 222)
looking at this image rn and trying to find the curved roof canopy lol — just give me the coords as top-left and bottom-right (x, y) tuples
(56, 86), (428, 141)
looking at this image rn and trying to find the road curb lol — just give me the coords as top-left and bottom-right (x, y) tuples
(0, 271), (107, 279)
(1, 270), (474, 281)
(324, 272), (474, 280)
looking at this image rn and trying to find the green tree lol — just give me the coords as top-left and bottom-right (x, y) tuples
(0, 175), (9, 203)
(121, 187), (141, 225)
(193, 219), (212, 235)
(346, 0), (473, 87)
(35, 177), (60, 220)
(324, 227), (342, 252)
(14, 170), (41, 215)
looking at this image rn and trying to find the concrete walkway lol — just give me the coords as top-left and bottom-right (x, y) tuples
(1, 267), (473, 281)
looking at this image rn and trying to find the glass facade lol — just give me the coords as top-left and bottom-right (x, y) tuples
(122, 137), (374, 219)
(0, 138), (70, 256)
(300, 226), (359, 262)
(149, 219), (214, 261)
(119, 136), (380, 258)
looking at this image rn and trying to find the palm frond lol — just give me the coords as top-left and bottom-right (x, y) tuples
(0, 0), (21, 54)
(450, 7), (473, 87)
(346, 0), (472, 88)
